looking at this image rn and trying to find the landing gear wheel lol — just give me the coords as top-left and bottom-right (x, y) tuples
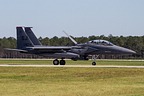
(92, 62), (96, 66)
(92, 55), (99, 66)
(60, 59), (66, 65)
(53, 59), (59, 65)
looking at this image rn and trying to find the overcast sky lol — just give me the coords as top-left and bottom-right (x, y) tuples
(0, 0), (144, 38)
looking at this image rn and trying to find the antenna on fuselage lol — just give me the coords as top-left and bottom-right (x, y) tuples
(63, 30), (78, 45)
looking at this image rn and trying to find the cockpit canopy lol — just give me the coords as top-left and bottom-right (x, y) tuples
(88, 40), (114, 46)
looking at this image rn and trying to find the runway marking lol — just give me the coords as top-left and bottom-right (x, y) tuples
(0, 64), (144, 68)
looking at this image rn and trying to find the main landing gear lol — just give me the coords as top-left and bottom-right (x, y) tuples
(53, 59), (66, 65)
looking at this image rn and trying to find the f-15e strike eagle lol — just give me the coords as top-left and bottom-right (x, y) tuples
(6, 27), (136, 65)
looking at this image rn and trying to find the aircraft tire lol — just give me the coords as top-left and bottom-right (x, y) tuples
(53, 59), (59, 65)
(92, 62), (96, 66)
(60, 59), (66, 65)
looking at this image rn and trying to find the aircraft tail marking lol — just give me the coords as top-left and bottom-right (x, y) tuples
(17, 27), (34, 49)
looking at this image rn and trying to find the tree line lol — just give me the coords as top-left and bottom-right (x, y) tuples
(0, 35), (144, 59)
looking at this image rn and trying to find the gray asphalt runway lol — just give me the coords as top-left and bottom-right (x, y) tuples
(0, 64), (144, 68)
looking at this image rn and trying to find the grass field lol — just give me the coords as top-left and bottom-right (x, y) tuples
(0, 59), (144, 96)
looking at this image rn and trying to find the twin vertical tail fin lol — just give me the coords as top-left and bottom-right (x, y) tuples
(17, 27), (34, 49)
(16, 27), (41, 49)
(24, 27), (42, 46)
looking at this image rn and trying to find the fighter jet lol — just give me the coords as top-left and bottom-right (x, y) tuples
(6, 27), (136, 65)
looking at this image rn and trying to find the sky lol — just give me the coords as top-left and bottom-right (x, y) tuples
(0, 0), (144, 38)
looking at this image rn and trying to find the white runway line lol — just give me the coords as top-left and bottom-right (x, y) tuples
(0, 64), (144, 68)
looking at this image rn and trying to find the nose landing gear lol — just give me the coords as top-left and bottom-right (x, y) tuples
(92, 62), (96, 66)
(92, 55), (99, 66)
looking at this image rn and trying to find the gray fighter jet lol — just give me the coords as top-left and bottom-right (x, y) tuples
(6, 27), (136, 65)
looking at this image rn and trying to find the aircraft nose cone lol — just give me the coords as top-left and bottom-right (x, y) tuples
(114, 46), (136, 54)
(127, 49), (136, 54)
(120, 47), (136, 54)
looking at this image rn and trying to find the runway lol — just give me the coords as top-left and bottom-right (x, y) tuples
(0, 64), (144, 68)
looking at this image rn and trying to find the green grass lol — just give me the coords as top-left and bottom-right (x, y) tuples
(0, 59), (143, 66)
(0, 59), (144, 96)
(0, 67), (144, 96)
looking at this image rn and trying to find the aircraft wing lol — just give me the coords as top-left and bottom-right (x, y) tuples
(27, 46), (72, 50)
(5, 46), (73, 54)
(26, 46), (73, 54)
(4, 48), (28, 53)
